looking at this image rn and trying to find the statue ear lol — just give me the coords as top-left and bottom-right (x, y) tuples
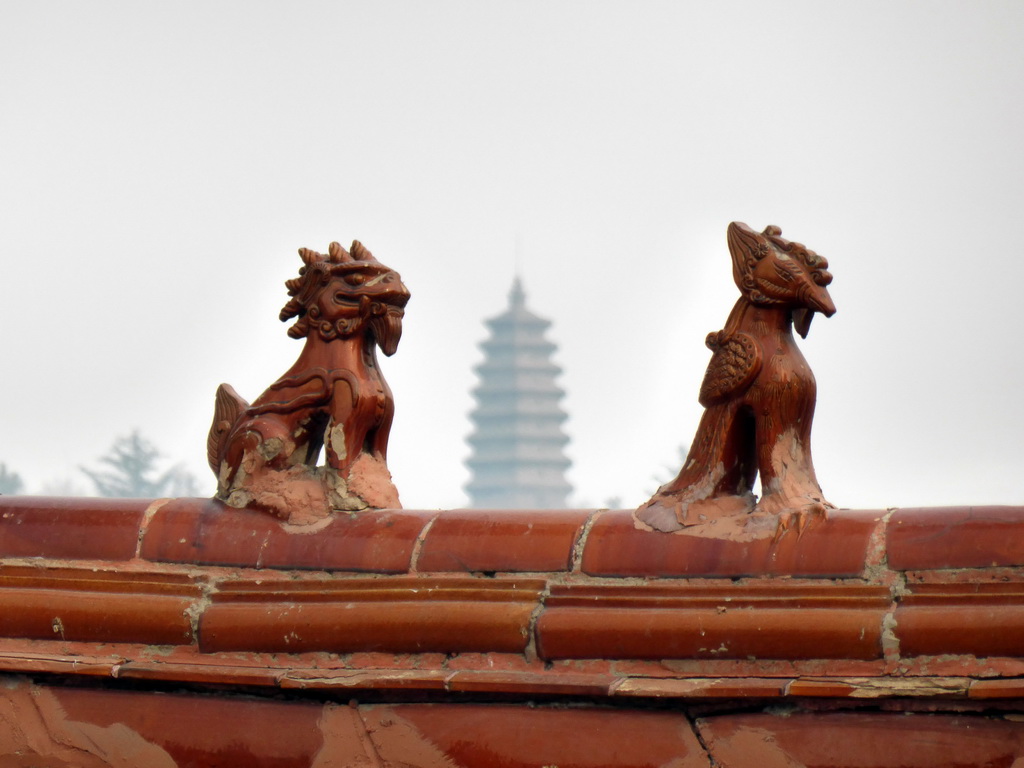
(726, 221), (765, 293)
(350, 240), (377, 262)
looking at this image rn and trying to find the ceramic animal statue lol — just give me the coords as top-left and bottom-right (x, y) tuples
(636, 222), (836, 536)
(207, 240), (410, 523)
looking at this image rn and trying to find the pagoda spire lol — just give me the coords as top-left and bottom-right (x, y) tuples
(464, 280), (572, 509)
(509, 276), (526, 308)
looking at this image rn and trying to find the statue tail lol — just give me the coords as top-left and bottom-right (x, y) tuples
(207, 384), (248, 474)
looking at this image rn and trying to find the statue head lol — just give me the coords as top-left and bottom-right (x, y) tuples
(279, 240), (410, 354)
(726, 222), (835, 337)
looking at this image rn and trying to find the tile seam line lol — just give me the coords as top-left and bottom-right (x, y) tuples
(523, 580), (551, 663)
(570, 508), (603, 573)
(880, 506), (904, 667)
(408, 511), (442, 573)
(686, 710), (719, 768)
(135, 497), (173, 560)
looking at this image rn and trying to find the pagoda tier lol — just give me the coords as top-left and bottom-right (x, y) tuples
(464, 279), (572, 508)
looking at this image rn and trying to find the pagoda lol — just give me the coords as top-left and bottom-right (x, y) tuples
(464, 278), (572, 508)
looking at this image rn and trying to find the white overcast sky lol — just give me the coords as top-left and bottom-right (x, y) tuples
(2, 1), (1023, 509)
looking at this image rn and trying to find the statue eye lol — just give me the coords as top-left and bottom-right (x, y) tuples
(346, 273), (366, 286)
(773, 260), (796, 283)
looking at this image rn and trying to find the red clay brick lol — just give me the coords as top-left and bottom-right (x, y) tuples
(362, 704), (710, 768)
(896, 583), (1024, 658)
(280, 668), (449, 691)
(442, 652), (543, 672)
(888, 506), (1024, 570)
(698, 712), (1024, 767)
(613, 677), (787, 698)
(416, 508), (591, 573)
(537, 583), (889, 661)
(447, 669), (616, 696)
(582, 508), (880, 577)
(0, 589), (194, 645)
(0, 648), (123, 677)
(784, 679), (858, 697)
(0, 567), (198, 646)
(970, 679), (1024, 699)
(117, 662), (282, 688)
(51, 683), (328, 766)
(140, 497), (434, 572)
(0, 496), (148, 561)
(199, 577), (544, 655)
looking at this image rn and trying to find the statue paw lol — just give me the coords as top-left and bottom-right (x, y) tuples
(762, 496), (834, 542)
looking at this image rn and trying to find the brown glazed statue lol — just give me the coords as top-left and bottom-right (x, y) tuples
(637, 222), (836, 535)
(208, 240), (409, 523)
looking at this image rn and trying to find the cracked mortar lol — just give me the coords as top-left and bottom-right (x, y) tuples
(184, 579), (218, 642)
(408, 513), (441, 573)
(570, 509), (602, 573)
(522, 582), (551, 664)
(136, 497), (173, 559)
